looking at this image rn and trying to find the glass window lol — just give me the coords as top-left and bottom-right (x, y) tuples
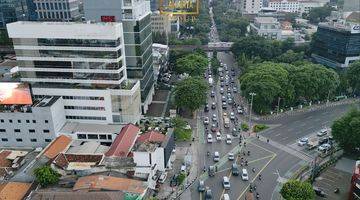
(31, 139), (37, 142)
(33, 120), (36, 123)
(43, 130), (50, 133)
(77, 134), (86, 139)
(0, 119), (3, 123)
(0, 129), (6, 132)
(14, 129), (20, 133)
(45, 120), (49, 123)
(16, 138), (23, 142)
(29, 129), (35, 133)
(17, 120), (21, 123)
(87, 134), (98, 139)
(99, 135), (107, 139)
(9, 120), (12, 123)
(45, 139), (51, 142)
(107, 135), (112, 140)
(1, 138), (8, 142)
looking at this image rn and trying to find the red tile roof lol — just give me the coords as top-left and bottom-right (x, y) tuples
(54, 153), (103, 169)
(105, 124), (139, 157)
(136, 131), (166, 143)
(43, 135), (72, 159)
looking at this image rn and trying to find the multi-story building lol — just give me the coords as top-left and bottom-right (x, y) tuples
(250, 17), (282, 40)
(83, 0), (155, 113)
(0, 95), (66, 148)
(298, 0), (328, 14)
(349, 161), (360, 200)
(311, 21), (360, 68)
(7, 21), (142, 124)
(33, 0), (80, 21)
(269, 0), (299, 13)
(0, 0), (37, 28)
(240, 0), (263, 14)
(151, 11), (179, 35)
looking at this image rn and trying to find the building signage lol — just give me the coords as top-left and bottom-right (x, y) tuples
(101, 16), (116, 22)
(351, 24), (360, 34)
(159, 0), (200, 15)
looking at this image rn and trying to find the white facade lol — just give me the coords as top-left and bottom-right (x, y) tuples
(133, 147), (165, 173)
(151, 11), (179, 34)
(240, 0), (263, 14)
(250, 17), (282, 40)
(299, 1), (327, 14)
(6, 21), (142, 124)
(0, 97), (66, 148)
(269, 0), (300, 13)
(34, 0), (80, 21)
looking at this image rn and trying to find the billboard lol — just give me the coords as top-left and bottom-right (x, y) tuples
(0, 83), (33, 105)
(159, 0), (200, 15)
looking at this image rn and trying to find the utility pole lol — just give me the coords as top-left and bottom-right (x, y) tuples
(249, 92), (256, 133)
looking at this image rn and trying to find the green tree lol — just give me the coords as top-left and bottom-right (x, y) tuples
(175, 54), (208, 76)
(275, 50), (304, 64)
(152, 31), (167, 45)
(347, 61), (360, 95)
(280, 180), (315, 200)
(331, 108), (360, 154)
(174, 77), (208, 112)
(34, 166), (61, 187)
(308, 5), (334, 23)
(211, 57), (220, 77)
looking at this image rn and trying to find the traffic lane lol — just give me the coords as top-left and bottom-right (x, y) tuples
(260, 103), (357, 145)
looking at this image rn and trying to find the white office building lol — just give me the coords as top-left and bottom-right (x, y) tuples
(269, 0), (300, 13)
(6, 21), (142, 125)
(84, 0), (155, 114)
(299, 1), (328, 14)
(33, 0), (80, 21)
(250, 17), (282, 40)
(151, 11), (179, 35)
(240, 0), (263, 14)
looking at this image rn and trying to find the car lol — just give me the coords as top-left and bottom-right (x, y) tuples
(208, 166), (215, 177)
(203, 117), (209, 125)
(319, 137), (331, 145)
(216, 132), (222, 141)
(207, 134), (213, 143)
(158, 172), (167, 183)
(204, 104), (209, 112)
(318, 143), (331, 152)
(198, 180), (205, 192)
(222, 102), (227, 109)
(222, 96), (227, 102)
(313, 187), (326, 197)
(237, 107), (243, 114)
(232, 163), (239, 176)
(220, 88), (224, 94)
(223, 176), (231, 189)
(181, 165), (187, 173)
(211, 91), (215, 97)
(225, 82), (229, 86)
(223, 112), (228, 117)
(212, 114), (217, 121)
(205, 188), (213, 199)
(220, 82), (224, 86)
(211, 124), (218, 132)
(223, 194), (230, 200)
(227, 98), (233, 104)
(230, 112), (235, 120)
(213, 151), (220, 162)
(233, 87), (237, 93)
(226, 134), (232, 144)
(227, 92), (232, 98)
(317, 128), (328, 137)
(228, 153), (234, 161)
(211, 102), (216, 109)
(241, 169), (249, 181)
(227, 87), (231, 93)
(232, 128), (239, 137)
(298, 137), (309, 146)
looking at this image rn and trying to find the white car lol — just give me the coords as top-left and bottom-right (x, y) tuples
(226, 134), (232, 144)
(317, 128), (328, 137)
(212, 114), (217, 121)
(216, 132), (222, 141)
(228, 153), (234, 160)
(223, 194), (230, 200)
(158, 172), (167, 183)
(203, 117), (209, 125)
(207, 134), (213, 143)
(223, 176), (231, 189)
(237, 107), (243, 114)
(298, 137), (309, 146)
(241, 169), (249, 181)
(318, 143), (331, 152)
(230, 112), (235, 120)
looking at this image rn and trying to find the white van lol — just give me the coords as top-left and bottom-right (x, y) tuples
(242, 169), (249, 181)
(214, 151), (220, 162)
(226, 134), (232, 144)
(207, 134), (213, 143)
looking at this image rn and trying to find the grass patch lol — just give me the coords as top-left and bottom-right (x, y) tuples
(241, 123), (249, 131)
(253, 124), (269, 132)
(177, 173), (186, 185)
(172, 117), (192, 141)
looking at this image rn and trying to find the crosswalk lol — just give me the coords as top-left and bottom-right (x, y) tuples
(264, 138), (313, 162)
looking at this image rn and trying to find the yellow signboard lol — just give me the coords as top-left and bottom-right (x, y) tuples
(159, 0), (200, 15)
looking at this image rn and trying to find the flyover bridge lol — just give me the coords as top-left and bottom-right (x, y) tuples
(169, 42), (233, 51)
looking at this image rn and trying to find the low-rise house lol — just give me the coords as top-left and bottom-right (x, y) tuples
(250, 17), (282, 40)
(0, 182), (32, 200)
(31, 191), (126, 200)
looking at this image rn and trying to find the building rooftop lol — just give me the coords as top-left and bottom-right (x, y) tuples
(0, 182), (32, 200)
(136, 130), (166, 144)
(67, 140), (110, 154)
(255, 17), (278, 24)
(73, 175), (147, 195)
(318, 21), (360, 33)
(42, 135), (72, 160)
(53, 153), (104, 170)
(105, 124), (140, 157)
(31, 191), (125, 200)
(60, 122), (123, 135)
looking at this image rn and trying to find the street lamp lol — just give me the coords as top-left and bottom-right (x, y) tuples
(249, 92), (256, 133)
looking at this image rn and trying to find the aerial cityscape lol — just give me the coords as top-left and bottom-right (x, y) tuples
(0, 0), (359, 199)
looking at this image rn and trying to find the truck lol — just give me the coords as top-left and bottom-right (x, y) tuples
(223, 116), (230, 128)
(307, 138), (319, 150)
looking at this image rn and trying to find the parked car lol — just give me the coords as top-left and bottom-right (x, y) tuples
(318, 143), (331, 152)
(317, 128), (328, 137)
(241, 169), (249, 181)
(313, 187), (326, 197)
(298, 137), (309, 146)
(228, 153), (234, 161)
(198, 180), (205, 192)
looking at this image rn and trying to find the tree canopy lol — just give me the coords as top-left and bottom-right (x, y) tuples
(174, 77), (208, 112)
(280, 180), (315, 200)
(34, 166), (61, 187)
(331, 108), (360, 154)
(239, 62), (340, 113)
(175, 53), (208, 76)
(307, 5), (334, 23)
(347, 61), (360, 95)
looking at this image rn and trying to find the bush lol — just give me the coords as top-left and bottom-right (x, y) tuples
(241, 123), (249, 131)
(253, 124), (269, 132)
(280, 179), (315, 200)
(177, 173), (186, 185)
